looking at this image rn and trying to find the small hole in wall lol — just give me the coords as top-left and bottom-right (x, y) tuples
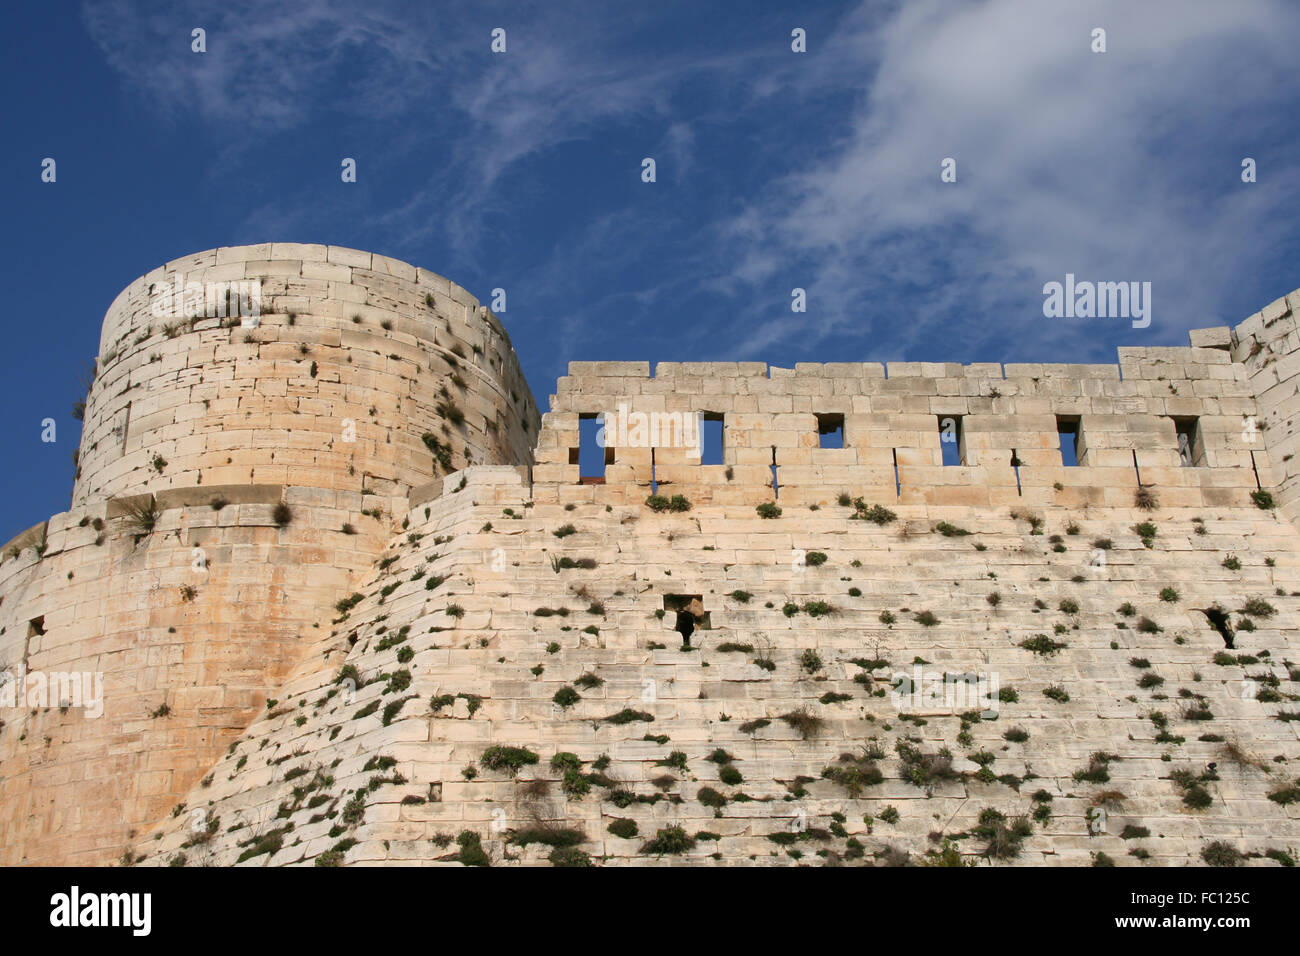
(1202, 605), (1234, 649)
(28, 616), (45, 637)
(815, 413), (844, 449)
(663, 594), (709, 642)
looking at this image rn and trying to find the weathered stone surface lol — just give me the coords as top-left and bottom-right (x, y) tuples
(2, 246), (1298, 869)
(1189, 326), (1232, 350)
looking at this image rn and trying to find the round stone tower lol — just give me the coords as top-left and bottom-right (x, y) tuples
(0, 245), (539, 864)
(75, 243), (538, 505)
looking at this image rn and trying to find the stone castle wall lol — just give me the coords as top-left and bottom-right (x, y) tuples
(1232, 290), (1300, 525)
(132, 466), (1300, 868)
(0, 484), (384, 864)
(2, 250), (1298, 867)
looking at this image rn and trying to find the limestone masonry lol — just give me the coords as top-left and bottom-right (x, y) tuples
(2, 244), (1299, 867)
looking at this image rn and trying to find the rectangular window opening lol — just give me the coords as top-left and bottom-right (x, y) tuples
(816, 413), (844, 450)
(939, 415), (964, 466)
(1057, 416), (1081, 467)
(1173, 417), (1205, 467)
(577, 413), (609, 483)
(702, 413), (724, 466)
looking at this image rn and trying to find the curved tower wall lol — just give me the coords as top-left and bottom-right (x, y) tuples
(75, 243), (538, 506)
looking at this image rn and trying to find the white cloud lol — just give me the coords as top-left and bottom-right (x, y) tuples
(721, 0), (1300, 359)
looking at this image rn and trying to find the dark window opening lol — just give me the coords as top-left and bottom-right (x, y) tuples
(770, 446), (779, 496)
(1173, 417), (1205, 467)
(1057, 416), (1081, 467)
(892, 448), (901, 496)
(939, 416), (964, 466)
(702, 413), (724, 465)
(1203, 605), (1234, 649)
(663, 594), (709, 646)
(1010, 448), (1022, 495)
(816, 413), (844, 449)
(577, 413), (611, 483)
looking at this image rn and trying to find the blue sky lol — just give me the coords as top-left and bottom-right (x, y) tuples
(2, 0), (1298, 540)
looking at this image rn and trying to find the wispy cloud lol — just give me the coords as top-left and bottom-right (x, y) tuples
(80, 0), (1300, 368)
(80, 0), (763, 264)
(82, 0), (441, 126)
